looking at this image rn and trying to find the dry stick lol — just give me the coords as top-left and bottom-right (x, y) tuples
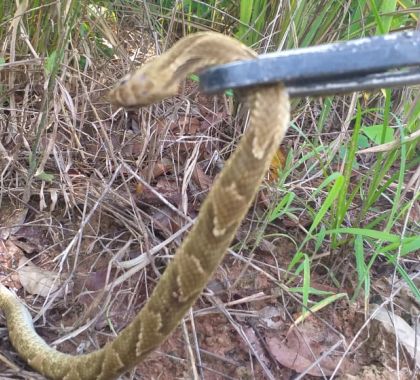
(188, 308), (204, 379)
(294, 340), (345, 380)
(208, 295), (277, 380)
(334, 93), (358, 165)
(53, 166), (122, 268)
(115, 222), (193, 270)
(5, 0), (28, 137)
(182, 317), (200, 380)
(329, 269), (420, 380)
(106, 226), (194, 291)
(31, 168), (124, 325)
(123, 162), (194, 223)
(0, 352), (20, 372)
(357, 128), (420, 154)
(117, 131), (292, 378)
(390, 176), (420, 378)
(401, 164), (420, 202)
(181, 136), (202, 215)
(0, 58), (42, 68)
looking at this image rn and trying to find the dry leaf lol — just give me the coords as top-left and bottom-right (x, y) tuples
(408, 200), (420, 223)
(371, 305), (420, 366)
(121, 133), (144, 157)
(139, 178), (181, 206)
(243, 327), (271, 368)
(84, 269), (108, 292)
(341, 364), (411, 380)
(258, 306), (284, 329)
(144, 158), (173, 179)
(17, 257), (65, 298)
(268, 147), (287, 182)
(192, 165), (212, 191)
(0, 202), (28, 239)
(12, 225), (49, 254)
(266, 318), (357, 376)
(179, 116), (201, 135)
(151, 206), (184, 236)
(0, 239), (24, 288)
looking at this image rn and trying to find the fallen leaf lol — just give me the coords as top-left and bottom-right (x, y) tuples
(408, 200), (420, 223)
(120, 132), (144, 157)
(12, 225), (50, 254)
(84, 269), (109, 292)
(138, 178), (181, 207)
(192, 165), (212, 191)
(371, 304), (420, 366)
(151, 206), (184, 236)
(243, 327), (271, 368)
(268, 147), (287, 182)
(258, 306), (284, 329)
(0, 239), (24, 288)
(17, 257), (65, 298)
(341, 364), (411, 380)
(266, 317), (357, 376)
(143, 158), (173, 180)
(179, 116), (201, 135)
(0, 202), (28, 239)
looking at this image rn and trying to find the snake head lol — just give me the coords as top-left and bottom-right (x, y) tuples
(108, 61), (179, 107)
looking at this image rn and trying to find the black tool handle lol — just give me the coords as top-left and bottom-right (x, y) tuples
(199, 31), (420, 95)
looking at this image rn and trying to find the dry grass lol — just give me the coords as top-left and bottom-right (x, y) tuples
(0, 1), (419, 379)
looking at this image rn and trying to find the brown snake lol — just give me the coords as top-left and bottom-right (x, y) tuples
(0, 32), (290, 379)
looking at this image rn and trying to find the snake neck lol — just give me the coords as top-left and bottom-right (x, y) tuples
(109, 32), (257, 107)
(165, 32), (257, 77)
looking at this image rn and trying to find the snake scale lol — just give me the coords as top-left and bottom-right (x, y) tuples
(0, 32), (290, 379)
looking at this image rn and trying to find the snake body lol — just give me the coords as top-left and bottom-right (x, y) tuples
(0, 32), (290, 379)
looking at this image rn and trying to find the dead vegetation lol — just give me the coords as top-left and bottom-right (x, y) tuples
(0, 2), (419, 379)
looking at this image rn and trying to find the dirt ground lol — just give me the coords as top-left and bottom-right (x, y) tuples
(1, 18), (419, 380)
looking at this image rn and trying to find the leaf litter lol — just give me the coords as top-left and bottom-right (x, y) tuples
(0, 12), (419, 380)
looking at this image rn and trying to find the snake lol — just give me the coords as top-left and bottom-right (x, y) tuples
(0, 32), (290, 379)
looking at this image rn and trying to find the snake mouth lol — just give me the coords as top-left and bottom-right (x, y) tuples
(109, 76), (180, 107)
(109, 72), (167, 107)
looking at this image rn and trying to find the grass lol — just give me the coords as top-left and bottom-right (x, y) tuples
(0, 0), (419, 379)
